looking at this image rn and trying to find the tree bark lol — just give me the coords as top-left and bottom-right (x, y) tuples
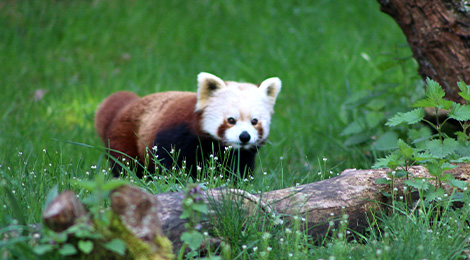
(43, 164), (470, 253)
(377, 0), (470, 103)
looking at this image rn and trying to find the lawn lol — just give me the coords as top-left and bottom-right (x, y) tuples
(3, 0), (467, 259)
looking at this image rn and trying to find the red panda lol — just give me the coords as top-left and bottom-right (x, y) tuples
(94, 72), (281, 179)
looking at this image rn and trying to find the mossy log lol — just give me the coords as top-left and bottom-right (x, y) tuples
(43, 164), (470, 253)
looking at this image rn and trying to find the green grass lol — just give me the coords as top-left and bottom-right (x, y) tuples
(3, 0), (468, 259)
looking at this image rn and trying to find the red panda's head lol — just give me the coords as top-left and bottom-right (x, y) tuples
(195, 72), (281, 150)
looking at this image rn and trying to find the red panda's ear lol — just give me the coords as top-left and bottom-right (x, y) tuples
(259, 77), (282, 107)
(196, 72), (227, 111)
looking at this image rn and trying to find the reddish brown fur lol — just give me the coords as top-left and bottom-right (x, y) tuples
(95, 91), (201, 167)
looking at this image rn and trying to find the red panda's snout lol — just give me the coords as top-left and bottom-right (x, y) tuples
(220, 121), (266, 149)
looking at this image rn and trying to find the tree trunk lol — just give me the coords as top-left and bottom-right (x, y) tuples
(43, 164), (470, 254)
(377, 0), (470, 103)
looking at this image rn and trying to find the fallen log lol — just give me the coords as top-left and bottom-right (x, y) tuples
(43, 164), (470, 254)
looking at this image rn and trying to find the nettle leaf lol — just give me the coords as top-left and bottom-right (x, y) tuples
(426, 139), (458, 158)
(181, 231), (204, 251)
(343, 133), (371, 146)
(386, 108), (425, 126)
(397, 139), (414, 159)
(192, 203), (208, 214)
(425, 187), (445, 202)
(372, 131), (398, 151)
(372, 152), (403, 169)
(404, 179), (431, 190)
(413, 98), (437, 108)
(103, 239), (126, 256)
(448, 102), (470, 121)
(426, 161), (442, 177)
(409, 128), (433, 148)
(341, 118), (366, 136)
(426, 78), (445, 97)
(375, 178), (391, 184)
(449, 178), (468, 189)
(457, 79), (470, 102)
(413, 78), (452, 109)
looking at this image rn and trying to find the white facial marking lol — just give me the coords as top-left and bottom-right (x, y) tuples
(198, 77), (281, 149)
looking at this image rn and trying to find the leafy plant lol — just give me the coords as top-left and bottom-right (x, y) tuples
(374, 78), (470, 203)
(178, 183), (211, 259)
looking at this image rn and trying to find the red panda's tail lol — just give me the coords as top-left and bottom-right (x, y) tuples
(94, 91), (140, 143)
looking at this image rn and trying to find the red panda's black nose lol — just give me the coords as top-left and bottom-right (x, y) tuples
(239, 131), (251, 143)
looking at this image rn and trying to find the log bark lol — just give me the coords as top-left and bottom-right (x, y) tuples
(43, 164), (470, 253)
(377, 0), (470, 103)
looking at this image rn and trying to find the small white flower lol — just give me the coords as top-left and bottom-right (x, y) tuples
(262, 232), (271, 239)
(323, 157), (327, 161)
(242, 245), (247, 249)
(253, 246), (258, 252)
(267, 247), (272, 251)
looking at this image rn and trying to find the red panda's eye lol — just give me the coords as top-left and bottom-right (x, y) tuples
(251, 118), (258, 125)
(227, 117), (236, 125)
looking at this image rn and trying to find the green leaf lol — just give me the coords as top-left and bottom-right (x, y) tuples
(181, 231), (204, 251)
(404, 179), (431, 190)
(102, 179), (129, 191)
(413, 98), (437, 108)
(180, 208), (191, 219)
(78, 240), (94, 254)
(386, 108), (425, 126)
(341, 119), (366, 136)
(103, 239), (126, 256)
(425, 78), (446, 105)
(33, 244), (55, 255)
(426, 139), (458, 158)
(449, 178), (468, 189)
(425, 188), (445, 202)
(397, 139), (414, 159)
(365, 111), (385, 128)
(394, 170), (408, 178)
(372, 131), (398, 151)
(343, 133), (371, 146)
(409, 128), (433, 148)
(192, 203), (208, 214)
(457, 79), (470, 101)
(448, 102), (470, 121)
(59, 244), (77, 256)
(74, 180), (97, 191)
(413, 78), (452, 110)
(375, 178), (391, 184)
(426, 161), (442, 177)
(381, 191), (392, 197)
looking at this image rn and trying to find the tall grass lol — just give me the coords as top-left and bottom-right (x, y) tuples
(3, 1), (462, 259)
